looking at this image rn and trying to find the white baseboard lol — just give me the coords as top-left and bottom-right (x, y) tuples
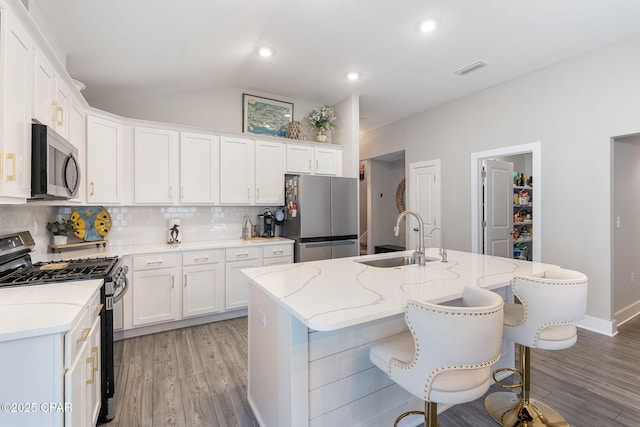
(613, 300), (640, 329)
(578, 315), (617, 337)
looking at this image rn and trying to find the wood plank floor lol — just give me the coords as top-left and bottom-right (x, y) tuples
(103, 315), (640, 427)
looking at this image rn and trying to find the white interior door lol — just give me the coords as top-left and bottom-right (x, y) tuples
(483, 159), (513, 258)
(409, 160), (441, 251)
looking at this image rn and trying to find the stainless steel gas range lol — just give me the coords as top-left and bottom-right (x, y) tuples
(0, 230), (128, 423)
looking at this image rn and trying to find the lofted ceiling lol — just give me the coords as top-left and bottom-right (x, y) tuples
(30, 0), (640, 132)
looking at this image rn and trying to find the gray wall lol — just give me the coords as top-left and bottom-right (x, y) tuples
(361, 33), (640, 328)
(370, 159), (405, 251)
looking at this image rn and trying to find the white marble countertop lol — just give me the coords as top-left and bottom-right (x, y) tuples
(243, 248), (558, 331)
(0, 279), (103, 342)
(31, 237), (294, 263)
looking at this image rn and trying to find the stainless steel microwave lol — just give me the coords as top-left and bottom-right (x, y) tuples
(30, 123), (81, 200)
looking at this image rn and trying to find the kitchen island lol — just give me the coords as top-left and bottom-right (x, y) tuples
(242, 249), (557, 427)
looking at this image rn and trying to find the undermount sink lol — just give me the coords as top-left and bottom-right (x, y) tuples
(356, 255), (437, 268)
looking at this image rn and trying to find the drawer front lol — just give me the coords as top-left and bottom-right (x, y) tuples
(182, 249), (224, 266)
(225, 247), (260, 262)
(262, 244), (293, 259)
(64, 293), (99, 369)
(133, 253), (178, 271)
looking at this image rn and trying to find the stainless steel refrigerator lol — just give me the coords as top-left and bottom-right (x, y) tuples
(282, 174), (359, 262)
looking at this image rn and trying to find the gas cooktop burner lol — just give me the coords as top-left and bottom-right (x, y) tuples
(0, 256), (120, 287)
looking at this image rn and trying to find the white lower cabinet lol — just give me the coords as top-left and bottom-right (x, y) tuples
(183, 249), (225, 318)
(65, 315), (101, 427)
(225, 247), (262, 310)
(122, 242), (294, 332)
(132, 253), (180, 326)
(0, 287), (101, 427)
(262, 243), (294, 266)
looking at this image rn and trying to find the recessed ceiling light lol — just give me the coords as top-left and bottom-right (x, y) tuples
(257, 47), (274, 57)
(418, 18), (440, 33)
(347, 72), (360, 81)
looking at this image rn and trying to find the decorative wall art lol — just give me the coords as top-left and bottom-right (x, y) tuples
(243, 94), (293, 137)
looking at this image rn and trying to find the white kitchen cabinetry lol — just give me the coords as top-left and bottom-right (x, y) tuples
(68, 98), (86, 203)
(33, 51), (70, 139)
(0, 12), (33, 202)
(65, 315), (101, 427)
(133, 127), (179, 204)
(314, 146), (341, 175)
(262, 243), (293, 266)
(220, 136), (255, 204)
(225, 247), (262, 310)
(180, 132), (220, 204)
(132, 253), (181, 326)
(182, 249), (225, 318)
(286, 143), (342, 176)
(286, 144), (314, 174)
(255, 140), (285, 205)
(86, 114), (124, 204)
(0, 286), (101, 427)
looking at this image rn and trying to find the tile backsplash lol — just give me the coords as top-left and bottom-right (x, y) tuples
(57, 205), (276, 246)
(0, 205), (55, 254)
(1, 205), (278, 255)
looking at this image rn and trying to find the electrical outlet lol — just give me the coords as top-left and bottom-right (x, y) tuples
(632, 272), (636, 286)
(617, 216), (622, 228)
(258, 310), (267, 327)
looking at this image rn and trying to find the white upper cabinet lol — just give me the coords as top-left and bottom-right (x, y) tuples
(68, 98), (86, 203)
(314, 146), (342, 176)
(286, 144), (314, 174)
(86, 114), (124, 204)
(33, 51), (55, 126)
(286, 143), (342, 176)
(33, 51), (70, 139)
(220, 136), (255, 204)
(133, 127), (179, 204)
(180, 132), (219, 204)
(255, 140), (284, 205)
(0, 13), (33, 202)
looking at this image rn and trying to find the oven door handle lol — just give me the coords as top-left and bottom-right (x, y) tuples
(112, 276), (129, 303)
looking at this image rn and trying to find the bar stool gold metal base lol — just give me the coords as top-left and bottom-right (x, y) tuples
(484, 391), (569, 427)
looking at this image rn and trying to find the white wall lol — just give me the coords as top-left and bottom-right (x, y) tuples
(613, 136), (640, 322)
(94, 87), (322, 141)
(333, 95), (360, 179)
(361, 33), (640, 328)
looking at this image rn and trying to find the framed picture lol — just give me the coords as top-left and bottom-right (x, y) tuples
(243, 94), (293, 137)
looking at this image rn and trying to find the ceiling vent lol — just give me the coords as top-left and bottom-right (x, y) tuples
(454, 61), (488, 76)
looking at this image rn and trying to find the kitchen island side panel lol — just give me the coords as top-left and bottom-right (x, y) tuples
(248, 283), (309, 427)
(248, 282), (431, 427)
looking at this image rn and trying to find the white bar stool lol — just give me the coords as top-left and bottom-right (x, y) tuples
(484, 268), (588, 427)
(370, 286), (505, 427)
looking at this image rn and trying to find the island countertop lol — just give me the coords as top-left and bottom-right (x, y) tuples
(242, 248), (557, 331)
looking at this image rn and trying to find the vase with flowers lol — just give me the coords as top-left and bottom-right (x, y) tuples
(308, 105), (337, 142)
(46, 219), (75, 246)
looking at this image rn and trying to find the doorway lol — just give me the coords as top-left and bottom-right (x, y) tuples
(360, 151), (405, 255)
(612, 133), (640, 326)
(471, 142), (542, 262)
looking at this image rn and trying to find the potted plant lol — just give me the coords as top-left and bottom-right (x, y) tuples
(47, 219), (75, 245)
(308, 105), (337, 142)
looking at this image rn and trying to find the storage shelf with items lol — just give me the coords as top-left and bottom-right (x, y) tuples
(513, 174), (533, 261)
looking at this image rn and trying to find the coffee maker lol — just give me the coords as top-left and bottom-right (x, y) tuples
(258, 209), (275, 237)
